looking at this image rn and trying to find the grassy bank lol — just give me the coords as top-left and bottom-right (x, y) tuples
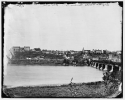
(3, 81), (121, 98)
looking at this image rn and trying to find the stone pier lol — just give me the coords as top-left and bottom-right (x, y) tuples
(90, 61), (121, 73)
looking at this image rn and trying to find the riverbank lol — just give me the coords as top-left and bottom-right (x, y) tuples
(8, 59), (64, 66)
(8, 59), (121, 67)
(3, 81), (121, 98)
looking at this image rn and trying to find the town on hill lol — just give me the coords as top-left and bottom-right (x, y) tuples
(7, 46), (121, 66)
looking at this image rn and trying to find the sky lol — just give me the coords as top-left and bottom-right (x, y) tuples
(4, 3), (122, 53)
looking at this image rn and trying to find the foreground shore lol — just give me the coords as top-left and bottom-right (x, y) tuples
(3, 81), (122, 98)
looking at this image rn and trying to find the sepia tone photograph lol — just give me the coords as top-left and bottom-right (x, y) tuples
(2, 1), (123, 98)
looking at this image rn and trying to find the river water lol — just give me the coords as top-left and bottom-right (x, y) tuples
(4, 65), (103, 87)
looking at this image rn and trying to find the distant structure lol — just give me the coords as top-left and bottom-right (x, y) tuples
(82, 47), (84, 53)
(34, 48), (41, 52)
(82, 47), (90, 54)
(24, 46), (30, 51)
(12, 46), (20, 52)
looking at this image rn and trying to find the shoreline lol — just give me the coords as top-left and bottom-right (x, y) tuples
(4, 81), (104, 88)
(3, 80), (121, 98)
(7, 63), (88, 66)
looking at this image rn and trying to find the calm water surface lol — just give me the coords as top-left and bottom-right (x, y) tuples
(4, 65), (103, 87)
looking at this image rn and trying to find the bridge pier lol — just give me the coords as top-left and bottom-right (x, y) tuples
(103, 64), (108, 71)
(96, 63), (98, 69)
(98, 63), (101, 70)
(90, 62), (121, 73)
(109, 65), (113, 72)
(113, 65), (120, 72)
(119, 66), (121, 71)
(97, 63), (100, 69)
(101, 64), (105, 70)
(90, 62), (92, 66)
(100, 64), (103, 70)
(92, 62), (94, 67)
(93, 62), (95, 67)
(94, 62), (96, 68)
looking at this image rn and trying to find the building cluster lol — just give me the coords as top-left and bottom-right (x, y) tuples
(10, 46), (80, 55)
(82, 48), (121, 62)
(82, 48), (111, 54)
(9, 46), (121, 63)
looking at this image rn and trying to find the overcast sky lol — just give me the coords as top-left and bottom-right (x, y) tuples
(5, 3), (122, 52)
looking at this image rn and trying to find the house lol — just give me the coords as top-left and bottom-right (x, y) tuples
(45, 50), (50, 54)
(108, 54), (121, 62)
(82, 48), (91, 54)
(20, 47), (25, 52)
(70, 50), (75, 54)
(94, 50), (102, 54)
(51, 50), (56, 54)
(83, 54), (88, 59)
(24, 46), (30, 51)
(9, 46), (21, 59)
(99, 56), (108, 60)
(60, 51), (65, 54)
(103, 50), (110, 54)
(12, 46), (20, 52)
(34, 48), (41, 52)
(103, 50), (107, 54)
(9, 47), (19, 58)
(116, 51), (121, 55)
(84, 50), (91, 54)
(42, 49), (47, 53)
(92, 57), (99, 60)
